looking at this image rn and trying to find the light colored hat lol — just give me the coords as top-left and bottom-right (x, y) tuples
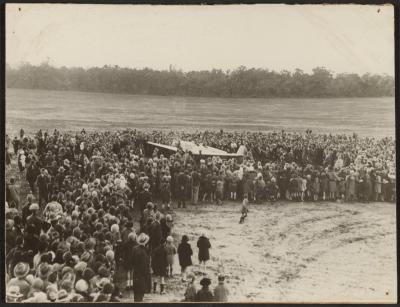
(110, 224), (119, 233)
(105, 250), (114, 261)
(166, 214), (173, 222)
(166, 236), (174, 243)
(14, 262), (30, 278)
(137, 233), (149, 246)
(75, 279), (89, 293)
(128, 232), (137, 241)
(29, 203), (40, 211)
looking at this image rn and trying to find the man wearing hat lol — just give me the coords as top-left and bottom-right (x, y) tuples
(7, 262), (31, 299)
(132, 233), (151, 302)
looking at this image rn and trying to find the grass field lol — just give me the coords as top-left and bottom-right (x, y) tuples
(5, 88), (395, 137)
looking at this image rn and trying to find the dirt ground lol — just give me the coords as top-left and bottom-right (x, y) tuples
(139, 200), (396, 303)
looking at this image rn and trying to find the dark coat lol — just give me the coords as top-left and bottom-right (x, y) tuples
(138, 190), (152, 213)
(178, 242), (193, 268)
(195, 288), (214, 302)
(132, 245), (151, 294)
(151, 245), (167, 276)
(149, 221), (162, 249)
(122, 240), (137, 270)
(197, 236), (211, 262)
(160, 219), (171, 240)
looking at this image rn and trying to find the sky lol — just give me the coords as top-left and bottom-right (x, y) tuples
(6, 4), (395, 75)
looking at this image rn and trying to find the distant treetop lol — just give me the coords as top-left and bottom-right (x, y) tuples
(6, 63), (394, 98)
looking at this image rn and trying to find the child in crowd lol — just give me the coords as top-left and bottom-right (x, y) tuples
(165, 236), (177, 277)
(183, 273), (197, 302)
(178, 235), (193, 282)
(213, 275), (230, 302)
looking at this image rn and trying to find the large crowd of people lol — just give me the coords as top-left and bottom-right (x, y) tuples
(5, 127), (396, 302)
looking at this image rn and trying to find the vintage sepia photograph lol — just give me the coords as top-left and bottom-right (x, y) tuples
(4, 3), (396, 303)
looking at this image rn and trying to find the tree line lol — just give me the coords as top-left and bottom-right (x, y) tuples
(6, 63), (394, 98)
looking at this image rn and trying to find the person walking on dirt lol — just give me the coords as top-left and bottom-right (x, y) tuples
(197, 232), (211, 274)
(239, 194), (249, 224)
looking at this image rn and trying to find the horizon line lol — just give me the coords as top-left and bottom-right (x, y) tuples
(5, 62), (394, 78)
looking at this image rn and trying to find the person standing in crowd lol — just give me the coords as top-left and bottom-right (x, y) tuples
(183, 273), (197, 302)
(152, 238), (168, 294)
(165, 236), (177, 277)
(132, 233), (151, 302)
(122, 232), (137, 291)
(195, 277), (214, 302)
(149, 212), (162, 252)
(36, 168), (49, 207)
(213, 275), (230, 302)
(138, 183), (152, 218)
(26, 162), (40, 194)
(177, 168), (188, 208)
(191, 168), (201, 206)
(327, 166), (339, 201)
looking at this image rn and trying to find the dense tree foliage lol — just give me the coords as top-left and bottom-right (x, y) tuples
(6, 63), (394, 98)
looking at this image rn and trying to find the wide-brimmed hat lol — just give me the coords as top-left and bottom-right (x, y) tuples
(200, 277), (211, 287)
(137, 233), (149, 246)
(14, 262), (30, 278)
